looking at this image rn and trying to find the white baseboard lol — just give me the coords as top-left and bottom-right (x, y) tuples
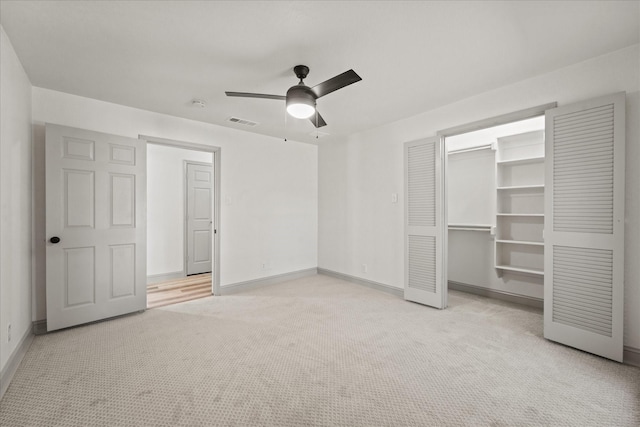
(147, 270), (185, 285)
(624, 346), (640, 367)
(0, 327), (34, 400)
(317, 268), (404, 298)
(219, 268), (318, 295)
(448, 281), (544, 309)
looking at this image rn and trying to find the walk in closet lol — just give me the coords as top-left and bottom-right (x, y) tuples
(447, 116), (545, 303)
(407, 92), (626, 362)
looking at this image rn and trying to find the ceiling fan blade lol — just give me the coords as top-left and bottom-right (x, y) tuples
(225, 92), (285, 101)
(310, 111), (327, 128)
(311, 69), (362, 98)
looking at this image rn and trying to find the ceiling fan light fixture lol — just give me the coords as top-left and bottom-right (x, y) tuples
(286, 85), (316, 119)
(287, 102), (315, 119)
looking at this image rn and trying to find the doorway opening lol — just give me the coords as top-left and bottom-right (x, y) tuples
(444, 115), (545, 308)
(147, 273), (212, 309)
(143, 136), (221, 309)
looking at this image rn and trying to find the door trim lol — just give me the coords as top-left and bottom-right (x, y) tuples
(436, 102), (558, 303)
(140, 135), (221, 296)
(437, 102), (558, 138)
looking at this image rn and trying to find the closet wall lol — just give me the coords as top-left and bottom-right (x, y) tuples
(447, 117), (545, 300)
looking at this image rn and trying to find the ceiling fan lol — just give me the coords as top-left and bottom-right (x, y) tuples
(225, 65), (362, 128)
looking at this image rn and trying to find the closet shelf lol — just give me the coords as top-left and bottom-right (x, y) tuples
(448, 224), (493, 232)
(497, 184), (544, 191)
(497, 213), (544, 217)
(496, 265), (544, 275)
(495, 130), (545, 278)
(448, 144), (494, 155)
(496, 156), (544, 166)
(496, 239), (543, 246)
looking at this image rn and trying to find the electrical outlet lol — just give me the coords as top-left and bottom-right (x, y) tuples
(7, 324), (11, 342)
(362, 264), (368, 273)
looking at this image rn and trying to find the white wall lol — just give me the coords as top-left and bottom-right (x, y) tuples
(318, 45), (640, 349)
(147, 144), (212, 277)
(32, 88), (318, 321)
(0, 27), (32, 373)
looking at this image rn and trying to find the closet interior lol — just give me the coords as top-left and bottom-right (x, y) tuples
(446, 116), (546, 304)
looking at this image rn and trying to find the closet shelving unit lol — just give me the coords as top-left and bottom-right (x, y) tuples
(494, 130), (545, 276)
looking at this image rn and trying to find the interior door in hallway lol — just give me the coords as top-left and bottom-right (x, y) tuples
(186, 161), (213, 275)
(45, 124), (147, 331)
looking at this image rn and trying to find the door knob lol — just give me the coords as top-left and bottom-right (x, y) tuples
(50, 236), (61, 244)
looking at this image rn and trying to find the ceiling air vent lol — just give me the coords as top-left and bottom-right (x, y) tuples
(227, 117), (258, 127)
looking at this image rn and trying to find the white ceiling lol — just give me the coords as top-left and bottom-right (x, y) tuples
(1, 1), (638, 144)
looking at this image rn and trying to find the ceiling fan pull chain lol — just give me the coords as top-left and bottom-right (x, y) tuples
(284, 107), (288, 142)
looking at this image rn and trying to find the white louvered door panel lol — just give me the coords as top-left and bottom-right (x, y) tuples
(544, 92), (625, 362)
(405, 137), (445, 308)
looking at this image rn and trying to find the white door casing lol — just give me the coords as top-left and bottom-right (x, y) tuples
(46, 124), (147, 331)
(186, 161), (213, 275)
(544, 92), (625, 362)
(404, 137), (446, 308)
(141, 135), (221, 296)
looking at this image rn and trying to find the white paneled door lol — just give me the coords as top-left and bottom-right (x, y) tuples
(46, 124), (146, 331)
(404, 137), (446, 309)
(186, 162), (213, 275)
(544, 92), (625, 362)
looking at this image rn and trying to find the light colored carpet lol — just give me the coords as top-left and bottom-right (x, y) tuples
(0, 274), (638, 426)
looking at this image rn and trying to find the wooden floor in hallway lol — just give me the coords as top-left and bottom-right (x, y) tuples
(147, 273), (212, 309)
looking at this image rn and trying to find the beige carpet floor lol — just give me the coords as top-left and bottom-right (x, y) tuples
(0, 274), (638, 426)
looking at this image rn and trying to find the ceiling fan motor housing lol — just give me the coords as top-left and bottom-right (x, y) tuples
(293, 65), (310, 80)
(286, 84), (316, 107)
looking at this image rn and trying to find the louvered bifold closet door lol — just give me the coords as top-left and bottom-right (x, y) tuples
(544, 92), (625, 362)
(404, 137), (445, 308)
